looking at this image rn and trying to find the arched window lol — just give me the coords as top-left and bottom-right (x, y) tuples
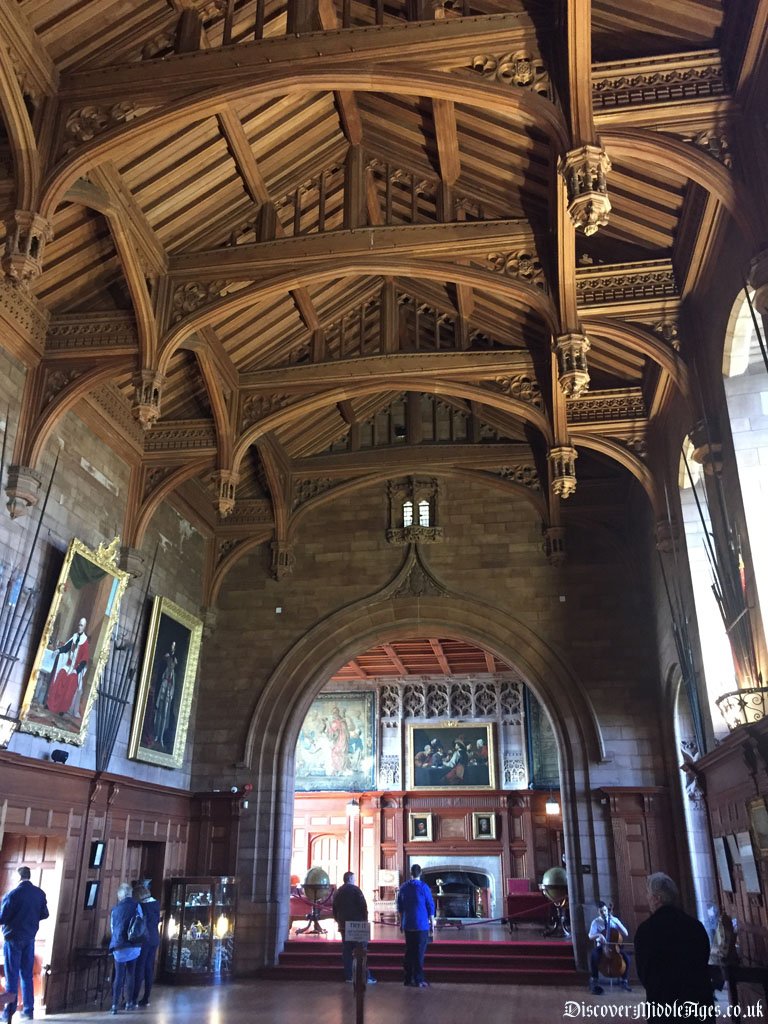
(402, 500), (413, 527)
(418, 500), (430, 527)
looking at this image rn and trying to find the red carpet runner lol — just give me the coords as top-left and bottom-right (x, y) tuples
(261, 938), (581, 985)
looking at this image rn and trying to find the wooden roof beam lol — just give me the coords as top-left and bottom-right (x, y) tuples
(89, 163), (168, 276)
(383, 643), (409, 675)
(429, 638), (452, 675)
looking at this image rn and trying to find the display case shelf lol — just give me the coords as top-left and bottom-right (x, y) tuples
(162, 876), (236, 984)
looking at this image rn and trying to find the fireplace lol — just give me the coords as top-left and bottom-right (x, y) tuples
(408, 855), (502, 919)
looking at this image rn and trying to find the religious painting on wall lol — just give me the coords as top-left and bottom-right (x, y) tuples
(407, 723), (496, 790)
(128, 596), (203, 769)
(295, 692), (376, 792)
(19, 537), (129, 744)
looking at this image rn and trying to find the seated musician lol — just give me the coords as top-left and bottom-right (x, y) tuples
(588, 900), (631, 994)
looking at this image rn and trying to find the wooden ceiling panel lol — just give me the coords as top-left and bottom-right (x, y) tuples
(215, 294), (306, 371)
(36, 205), (123, 311)
(332, 637), (511, 679)
(592, 0), (722, 59)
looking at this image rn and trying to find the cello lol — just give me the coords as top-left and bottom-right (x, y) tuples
(597, 903), (627, 979)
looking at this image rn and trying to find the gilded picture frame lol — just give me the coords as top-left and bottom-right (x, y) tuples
(408, 812), (433, 842)
(407, 722), (496, 790)
(128, 596), (203, 769)
(472, 812), (497, 840)
(19, 537), (128, 744)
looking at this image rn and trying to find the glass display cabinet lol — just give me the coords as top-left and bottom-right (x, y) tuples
(162, 876), (236, 983)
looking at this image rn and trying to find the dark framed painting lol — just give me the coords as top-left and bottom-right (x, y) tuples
(407, 723), (496, 790)
(472, 812), (496, 840)
(295, 692), (376, 792)
(128, 596), (203, 769)
(713, 835), (733, 893)
(749, 797), (768, 856)
(89, 840), (105, 869)
(19, 537), (128, 744)
(408, 813), (433, 842)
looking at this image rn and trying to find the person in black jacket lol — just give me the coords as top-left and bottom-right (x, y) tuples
(331, 872), (376, 985)
(634, 872), (713, 1009)
(0, 866), (49, 1021)
(130, 883), (162, 1007)
(109, 883), (142, 1014)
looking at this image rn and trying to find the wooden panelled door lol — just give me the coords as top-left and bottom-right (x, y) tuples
(0, 834), (65, 1009)
(308, 833), (349, 886)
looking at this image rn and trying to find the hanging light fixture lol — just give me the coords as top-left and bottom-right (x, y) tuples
(346, 798), (360, 817)
(545, 792), (561, 816)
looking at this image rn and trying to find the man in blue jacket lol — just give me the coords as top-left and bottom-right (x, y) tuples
(0, 867), (49, 1021)
(396, 864), (435, 988)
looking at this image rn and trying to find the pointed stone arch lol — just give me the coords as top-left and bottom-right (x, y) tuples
(237, 546), (606, 972)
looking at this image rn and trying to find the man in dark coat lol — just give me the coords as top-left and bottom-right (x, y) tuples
(332, 872), (376, 985)
(0, 866), (49, 1021)
(635, 872), (713, 1009)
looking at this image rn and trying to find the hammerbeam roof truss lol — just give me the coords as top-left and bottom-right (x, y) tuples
(1, 0), (764, 578)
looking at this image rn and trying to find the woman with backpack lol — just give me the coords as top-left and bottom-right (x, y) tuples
(130, 883), (162, 1007)
(109, 883), (143, 1014)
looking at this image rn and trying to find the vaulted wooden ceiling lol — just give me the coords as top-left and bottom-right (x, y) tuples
(0, 0), (764, 597)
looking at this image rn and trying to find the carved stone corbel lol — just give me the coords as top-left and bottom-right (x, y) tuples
(749, 248), (768, 316)
(214, 469), (239, 518)
(548, 446), (578, 499)
(2, 211), (53, 288)
(202, 606), (219, 637)
(654, 518), (679, 553)
(132, 369), (165, 428)
(5, 464), (42, 519)
(554, 332), (591, 398)
(118, 545), (145, 584)
(559, 146), (612, 236)
(543, 526), (566, 565)
(270, 539), (295, 581)
(690, 420), (722, 475)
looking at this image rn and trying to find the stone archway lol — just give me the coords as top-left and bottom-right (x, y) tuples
(236, 550), (607, 972)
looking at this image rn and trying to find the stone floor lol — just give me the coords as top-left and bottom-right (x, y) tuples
(42, 979), (647, 1024)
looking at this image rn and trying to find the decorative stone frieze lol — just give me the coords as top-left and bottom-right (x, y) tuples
(548, 445), (578, 499)
(213, 469), (239, 517)
(576, 259), (677, 307)
(292, 477), (336, 511)
(270, 540), (295, 580)
(554, 332), (591, 398)
(471, 52), (551, 100)
(46, 312), (138, 351)
(132, 370), (165, 429)
(171, 280), (233, 323)
(591, 50), (725, 112)
(239, 393), (289, 432)
(559, 145), (612, 237)
(543, 526), (566, 566)
(143, 421), (216, 453)
(62, 102), (139, 154)
(220, 499), (273, 527)
(487, 250), (546, 291)
(387, 524), (445, 545)
(5, 465), (42, 519)
(0, 280), (49, 351)
(567, 387), (647, 423)
(2, 211), (53, 288)
(494, 465), (540, 491)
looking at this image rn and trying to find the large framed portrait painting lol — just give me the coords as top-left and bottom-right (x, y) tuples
(408, 723), (496, 790)
(295, 692), (376, 792)
(128, 596), (203, 768)
(20, 537), (128, 744)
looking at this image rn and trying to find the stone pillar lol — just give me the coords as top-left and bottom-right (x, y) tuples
(559, 146), (612, 236)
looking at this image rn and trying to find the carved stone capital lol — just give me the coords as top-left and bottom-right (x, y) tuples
(132, 370), (165, 429)
(118, 545), (145, 583)
(749, 248), (768, 316)
(554, 332), (591, 398)
(559, 146), (612, 236)
(543, 526), (566, 565)
(548, 445), (578, 499)
(690, 420), (722, 475)
(2, 211), (53, 288)
(214, 470), (239, 517)
(270, 540), (295, 581)
(5, 465), (42, 519)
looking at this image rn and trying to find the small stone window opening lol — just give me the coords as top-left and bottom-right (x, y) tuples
(387, 478), (443, 545)
(418, 500), (430, 527)
(403, 500), (414, 527)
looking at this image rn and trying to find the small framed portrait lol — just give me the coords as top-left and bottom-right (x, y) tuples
(20, 537), (129, 744)
(84, 881), (100, 909)
(128, 596), (203, 769)
(749, 797), (768, 855)
(409, 813), (433, 842)
(472, 812), (496, 840)
(89, 840), (105, 869)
